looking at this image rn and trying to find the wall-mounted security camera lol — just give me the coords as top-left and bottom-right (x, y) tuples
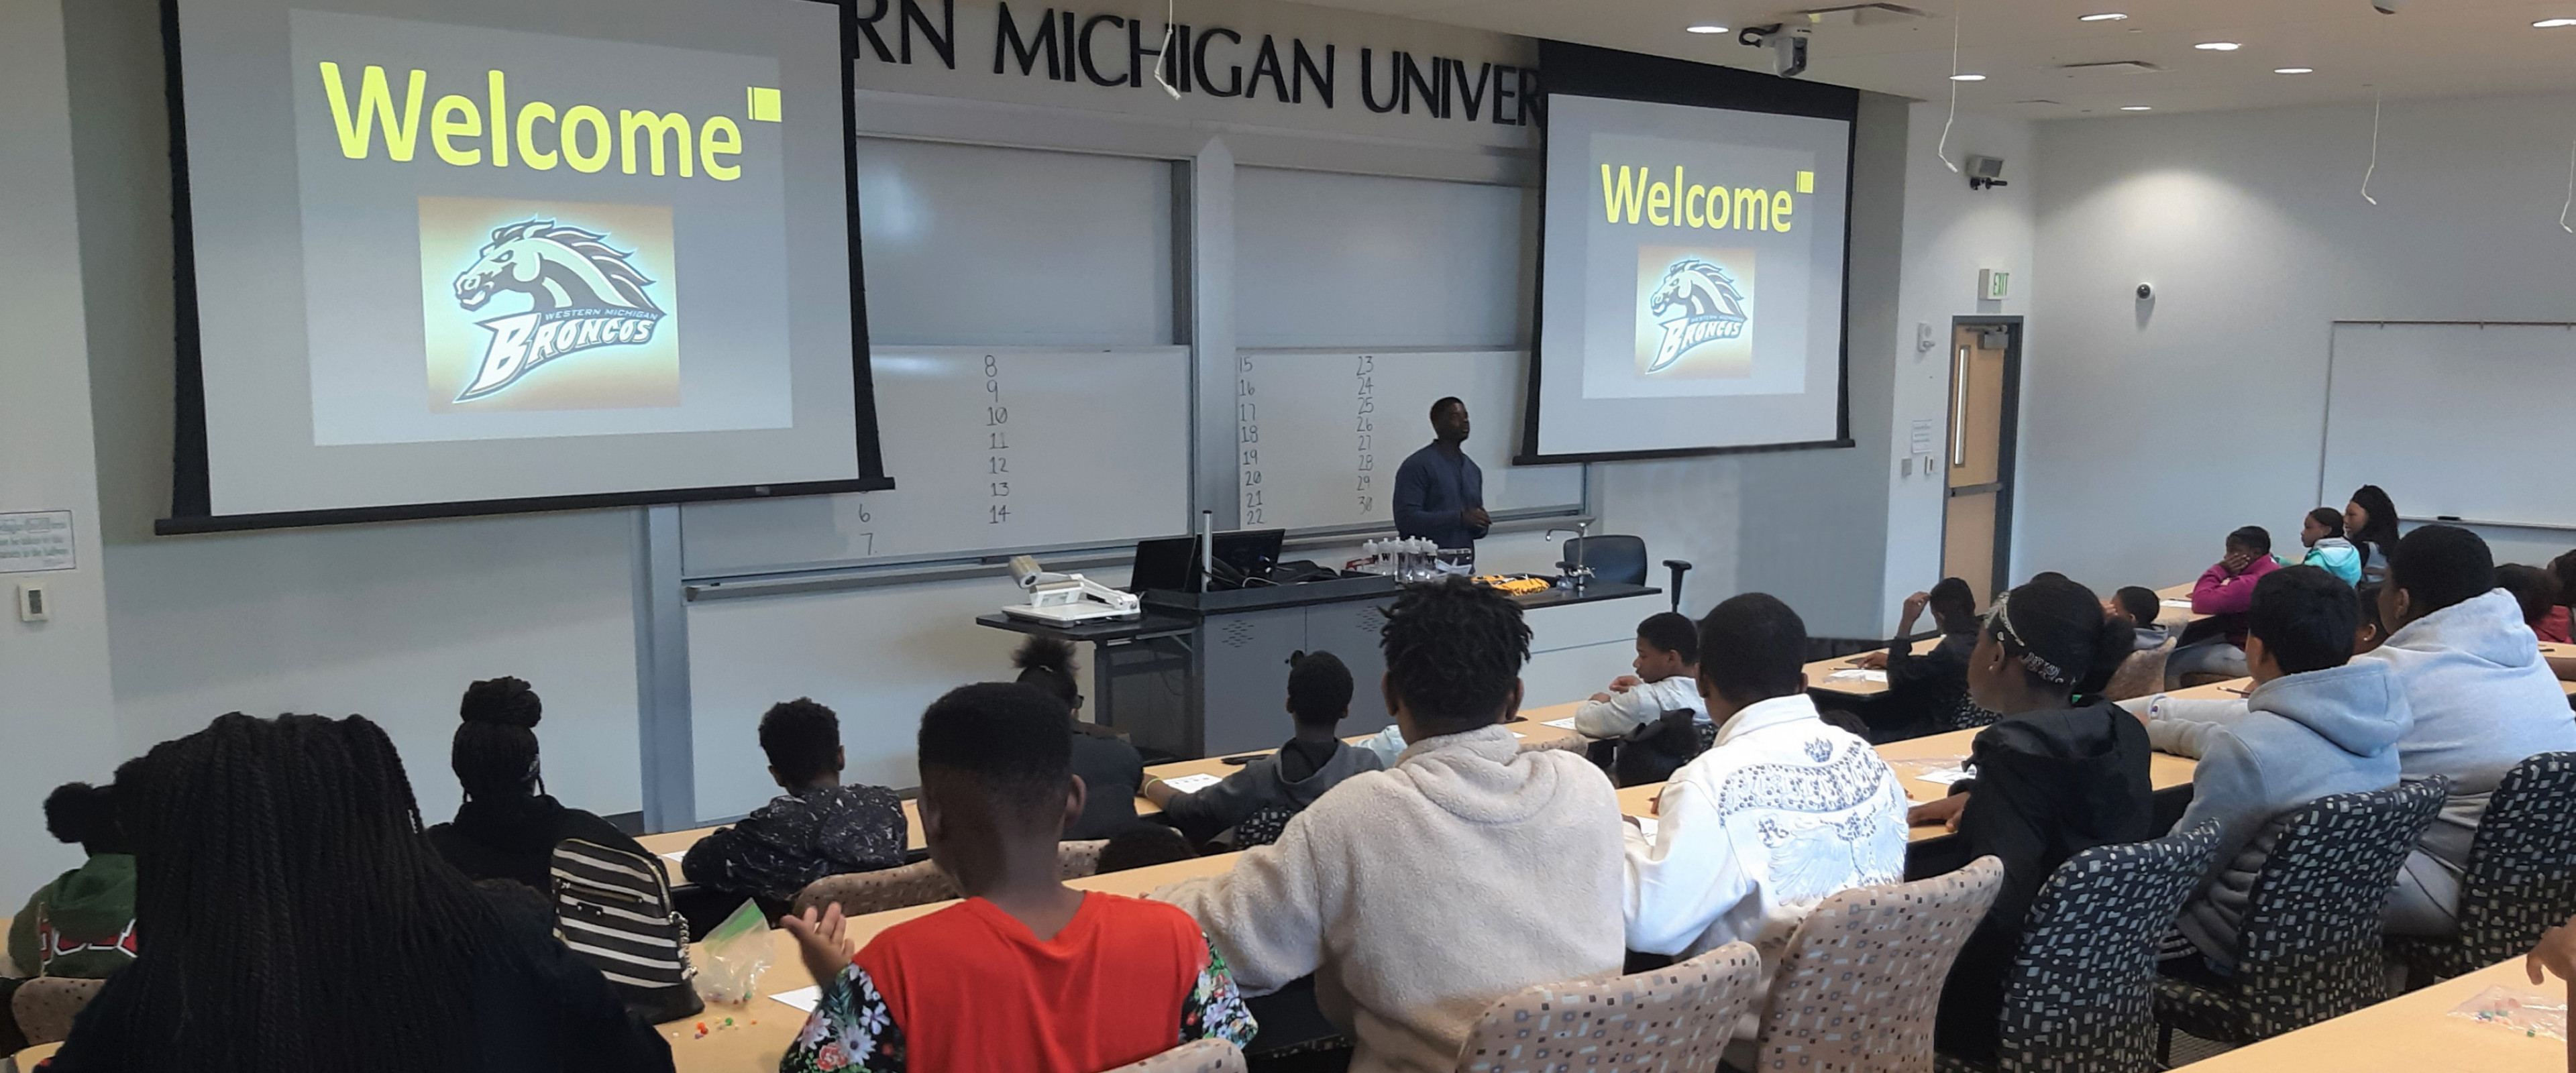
(1738, 24), (1812, 78)
(1965, 155), (2008, 191)
(2370, 0), (2402, 13)
(2136, 283), (2154, 300)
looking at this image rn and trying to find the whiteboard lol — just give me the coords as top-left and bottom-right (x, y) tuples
(1236, 349), (1582, 530)
(2322, 323), (2576, 527)
(683, 347), (1191, 575)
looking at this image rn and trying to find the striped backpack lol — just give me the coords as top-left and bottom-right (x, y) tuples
(550, 838), (704, 1023)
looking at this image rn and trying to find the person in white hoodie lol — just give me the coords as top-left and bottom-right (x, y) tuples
(1154, 579), (1626, 1073)
(1621, 593), (1911, 988)
(2362, 524), (2576, 936)
(2126, 566), (2409, 974)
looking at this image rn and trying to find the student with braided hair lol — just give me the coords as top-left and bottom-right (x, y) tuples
(1014, 636), (1148, 840)
(427, 676), (649, 893)
(48, 712), (671, 1073)
(1915, 575), (2155, 1064)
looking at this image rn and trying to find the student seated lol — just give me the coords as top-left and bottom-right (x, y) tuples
(2359, 525), (2576, 936)
(49, 714), (669, 1073)
(1622, 594), (1910, 994)
(2129, 567), (2407, 977)
(1572, 612), (1711, 784)
(1911, 576), (2153, 1064)
(2551, 552), (2576, 679)
(2346, 484), (2401, 583)
(682, 699), (906, 905)
(1851, 577), (1987, 738)
(2295, 507), (2364, 585)
(427, 677), (651, 894)
(2169, 526), (2283, 685)
(2099, 585), (2179, 701)
(1015, 636), (1149, 840)
(778, 683), (1255, 1073)
(1156, 579), (1625, 1073)
(2497, 563), (2570, 644)
(2, 783), (136, 1054)
(1144, 651), (1381, 847)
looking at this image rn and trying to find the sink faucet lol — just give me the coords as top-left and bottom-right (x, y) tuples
(1544, 520), (1593, 594)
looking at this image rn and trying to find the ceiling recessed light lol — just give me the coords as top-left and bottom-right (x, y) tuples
(2274, 66), (2314, 74)
(2078, 12), (2129, 21)
(2536, 17), (2576, 27)
(1685, 22), (1729, 33)
(2120, 105), (2154, 111)
(1949, 73), (1988, 81)
(2194, 41), (2242, 50)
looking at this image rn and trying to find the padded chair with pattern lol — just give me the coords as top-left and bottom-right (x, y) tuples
(11, 976), (108, 1046)
(1454, 941), (1762, 1072)
(2151, 778), (2448, 1056)
(2389, 752), (2576, 986)
(1232, 804), (1298, 849)
(1937, 821), (2223, 1073)
(2098, 640), (2176, 703)
(1748, 856), (2006, 1072)
(1100, 1037), (1246, 1073)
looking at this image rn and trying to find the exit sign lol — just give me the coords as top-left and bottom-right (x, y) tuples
(1978, 268), (2011, 300)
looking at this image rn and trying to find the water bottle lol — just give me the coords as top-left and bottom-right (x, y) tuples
(1361, 539), (1381, 575)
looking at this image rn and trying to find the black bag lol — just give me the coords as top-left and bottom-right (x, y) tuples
(1613, 709), (1712, 787)
(550, 838), (705, 1024)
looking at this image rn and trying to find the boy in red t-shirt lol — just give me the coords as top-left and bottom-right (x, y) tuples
(781, 682), (1254, 1073)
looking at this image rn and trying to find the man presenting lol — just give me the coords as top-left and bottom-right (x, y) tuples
(1393, 397), (1490, 558)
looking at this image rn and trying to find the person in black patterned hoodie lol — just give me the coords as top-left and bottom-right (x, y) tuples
(684, 699), (908, 906)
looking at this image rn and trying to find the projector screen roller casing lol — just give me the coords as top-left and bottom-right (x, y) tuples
(1522, 42), (1857, 464)
(158, 0), (887, 532)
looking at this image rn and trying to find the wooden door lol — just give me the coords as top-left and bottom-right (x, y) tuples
(1941, 324), (2015, 606)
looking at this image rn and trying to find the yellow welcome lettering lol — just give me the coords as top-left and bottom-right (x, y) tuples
(318, 62), (425, 162)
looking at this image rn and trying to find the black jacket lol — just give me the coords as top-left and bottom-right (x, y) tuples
(1935, 699), (2155, 1062)
(429, 795), (649, 895)
(1872, 627), (1982, 740)
(681, 784), (907, 901)
(1068, 732), (1149, 840)
(1160, 737), (1383, 844)
(48, 883), (673, 1073)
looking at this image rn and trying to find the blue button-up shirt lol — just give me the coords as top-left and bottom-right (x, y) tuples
(1393, 442), (1487, 550)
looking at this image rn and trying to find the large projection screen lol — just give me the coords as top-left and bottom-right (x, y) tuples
(158, 0), (887, 532)
(1523, 41), (1856, 463)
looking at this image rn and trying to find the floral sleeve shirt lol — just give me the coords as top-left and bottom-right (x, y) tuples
(781, 936), (1258, 1072)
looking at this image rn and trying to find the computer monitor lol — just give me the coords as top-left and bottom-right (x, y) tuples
(1128, 535), (1201, 594)
(1210, 528), (1286, 587)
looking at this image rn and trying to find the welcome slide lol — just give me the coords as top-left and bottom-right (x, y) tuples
(164, 0), (878, 526)
(1529, 93), (1852, 461)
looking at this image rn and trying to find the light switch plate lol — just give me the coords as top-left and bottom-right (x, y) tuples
(15, 582), (48, 622)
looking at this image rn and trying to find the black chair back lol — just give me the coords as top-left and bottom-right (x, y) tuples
(1558, 534), (1648, 587)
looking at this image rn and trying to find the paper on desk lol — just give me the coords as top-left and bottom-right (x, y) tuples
(1157, 773), (1224, 793)
(2160, 599), (2194, 609)
(1826, 669), (1890, 684)
(1544, 718), (1579, 730)
(2449, 984), (2567, 1040)
(1630, 816), (1660, 842)
(661, 852), (687, 864)
(1913, 767), (1974, 786)
(769, 985), (823, 1015)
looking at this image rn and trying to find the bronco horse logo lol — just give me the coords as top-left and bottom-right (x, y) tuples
(1646, 258), (1749, 373)
(449, 219), (665, 402)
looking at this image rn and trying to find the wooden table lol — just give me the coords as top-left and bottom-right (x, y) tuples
(2184, 957), (2565, 1072)
(2155, 581), (2217, 627)
(659, 853), (1242, 1072)
(2167, 677), (2254, 701)
(641, 708), (1594, 874)
(1615, 726), (2200, 844)
(11, 1042), (59, 1070)
(1804, 636), (1945, 698)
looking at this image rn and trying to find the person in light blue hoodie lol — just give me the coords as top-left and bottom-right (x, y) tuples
(2127, 566), (2408, 975)
(2291, 507), (2363, 585)
(2363, 525), (2576, 936)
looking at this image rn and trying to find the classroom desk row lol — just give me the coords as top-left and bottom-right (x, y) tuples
(635, 708), (1593, 886)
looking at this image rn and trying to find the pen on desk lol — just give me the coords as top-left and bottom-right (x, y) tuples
(2221, 686), (2250, 696)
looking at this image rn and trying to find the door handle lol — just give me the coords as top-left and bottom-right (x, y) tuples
(1949, 346), (1969, 467)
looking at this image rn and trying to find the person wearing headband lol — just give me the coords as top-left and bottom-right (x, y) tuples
(1915, 575), (2155, 1064)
